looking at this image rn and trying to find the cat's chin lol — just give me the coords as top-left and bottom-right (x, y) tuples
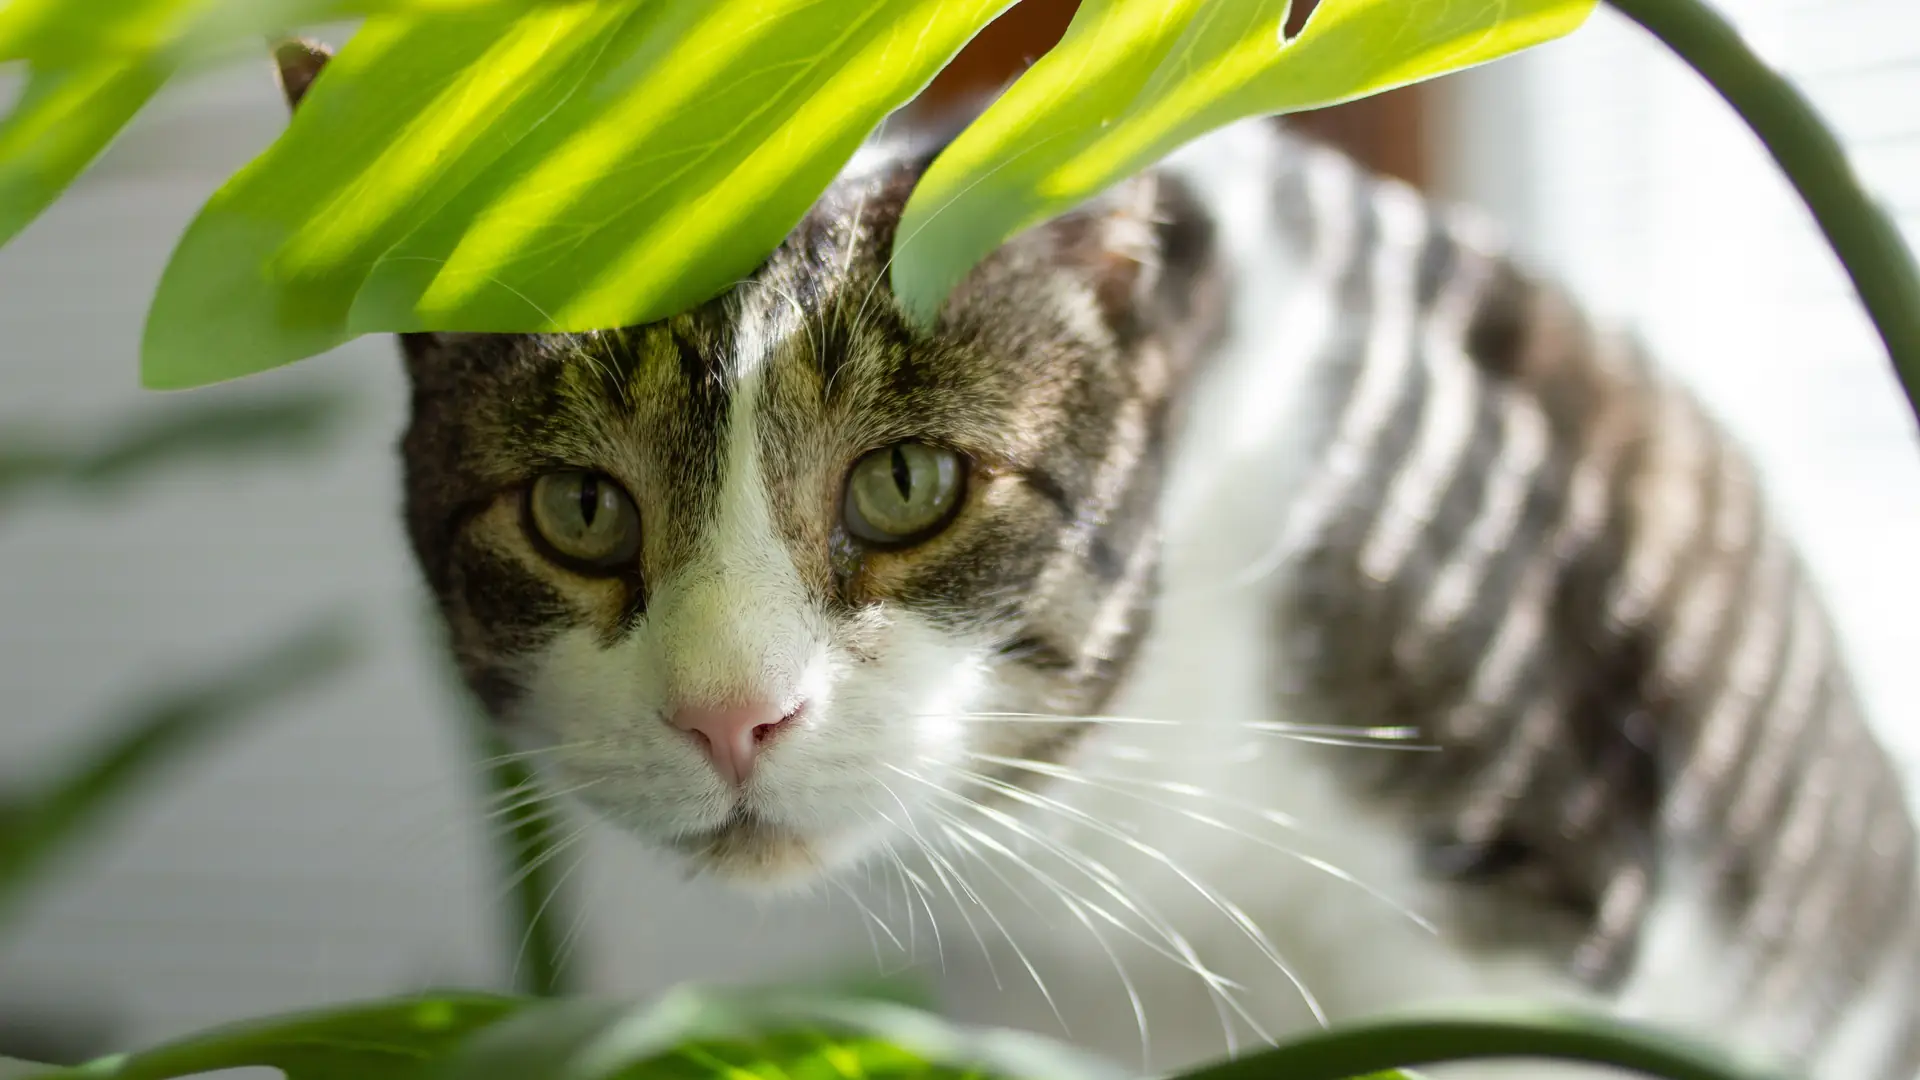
(668, 811), (829, 890)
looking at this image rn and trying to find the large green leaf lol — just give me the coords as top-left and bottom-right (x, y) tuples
(140, 0), (1012, 389)
(0, 0), (584, 63)
(0, 0), (588, 250)
(891, 0), (1597, 323)
(140, 2), (641, 388)
(420, 988), (1124, 1080)
(15, 988), (1122, 1080)
(0, 58), (169, 246)
(27, 994), (520, 1080)
(1175, 1006), (1797, 1080)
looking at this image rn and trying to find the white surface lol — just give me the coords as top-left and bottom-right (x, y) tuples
(2, 0), (1918, 1053)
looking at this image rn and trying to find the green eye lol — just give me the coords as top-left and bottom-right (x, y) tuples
(844, 442), (966, 544)
(526, 471), (641, 572)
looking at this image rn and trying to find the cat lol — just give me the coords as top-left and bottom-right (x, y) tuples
(277, 39), (1920, 1080)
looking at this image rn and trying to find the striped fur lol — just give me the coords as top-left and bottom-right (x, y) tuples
(1235, 130), (1920, 1074)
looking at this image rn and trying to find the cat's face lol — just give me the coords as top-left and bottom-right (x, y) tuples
(398, 140), (1221, 887)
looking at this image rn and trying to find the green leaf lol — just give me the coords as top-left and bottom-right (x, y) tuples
(0, 616), (357, 922)
(140, 0), (1012, 389)
(17, 989), (1119, 1080)
(0, 0), (591, 251)
(39, 994), (522, 1080)
(141, 1), (640, 388)
(0, 59), (169, 246)
(0, 0), (588, 64)
(421, 987), (1125, 1080)
(1174, 1005), (1796, 1080)
(891, 0), (1597, 323)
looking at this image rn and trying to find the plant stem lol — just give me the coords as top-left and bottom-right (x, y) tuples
(468, 719), (578, 998)
(1602, 0), (1920, 424)
(1173, 1013), (1797, 1080)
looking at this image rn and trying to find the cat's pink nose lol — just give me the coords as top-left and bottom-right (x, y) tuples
(670, 701), (798, 786)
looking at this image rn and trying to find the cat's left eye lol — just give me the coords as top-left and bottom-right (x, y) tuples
(525, 471), (642, 573)
(843, 442), (966, 545)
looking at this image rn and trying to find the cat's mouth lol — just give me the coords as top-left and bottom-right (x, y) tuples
(670, 808), (822, 885)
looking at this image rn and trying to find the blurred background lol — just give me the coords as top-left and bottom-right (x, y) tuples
(2, 0), (1918, 1064)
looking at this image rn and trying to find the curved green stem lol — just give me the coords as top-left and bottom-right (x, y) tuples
(1602, 0), (1920, 424)
(1174, 1012), (1798, 1080)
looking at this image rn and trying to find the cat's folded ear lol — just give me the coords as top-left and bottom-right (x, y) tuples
(273, 37), (334, 111)
(1066, 173), (1220, 336)
(945, 171), (1226, 355)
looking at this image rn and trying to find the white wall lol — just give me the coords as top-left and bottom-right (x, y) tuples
(3, 0), (1918, 1055)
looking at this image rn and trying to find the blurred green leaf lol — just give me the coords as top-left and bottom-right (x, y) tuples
(0, 0), (588, 64)
(141, 0), (1011, 389)
(18, 987), (1120, 1080)
(0, 389), (349, 508)
(427, 987), (1126, 1080)
(0, 59), (169, 246)
(892, 0), (1596, 323)
(28, 993), (520, 1080)
(0, 615), (358, 922)
(0, 0), (594, 249)
(1177, 1005), (1794, 1080)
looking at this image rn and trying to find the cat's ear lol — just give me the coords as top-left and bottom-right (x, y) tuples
(272, 37), (333, 112)
(946, 171), (1224, 349)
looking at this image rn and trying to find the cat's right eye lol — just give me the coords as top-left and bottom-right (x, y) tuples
(524, 471), (642, 574)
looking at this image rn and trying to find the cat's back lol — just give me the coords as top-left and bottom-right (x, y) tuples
(1032, 119), (1920, 1079)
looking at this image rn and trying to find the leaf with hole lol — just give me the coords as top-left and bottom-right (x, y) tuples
(891, 0), (1597, 323)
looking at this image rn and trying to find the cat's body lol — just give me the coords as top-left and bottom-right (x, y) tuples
(883, 125), (1920, 1079)
(285, 39), (1919, 1077)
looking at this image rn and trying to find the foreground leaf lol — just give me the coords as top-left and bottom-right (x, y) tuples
(1178, 1005), (1794, 1080)
(0, 59), (169, 246)
(892, 0), (1596, 323)
(418, 988), (1125, 1080)
(0, 0), (588, 64)
(20, 988), (1120, 1080)
(0, 0), (590, 250)
(33, 994), (520, 1080)
(141, 0), (1011, 389)
(0, 616), (357, 922)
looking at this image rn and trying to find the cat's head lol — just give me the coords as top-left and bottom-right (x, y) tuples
(279, 41), (1223, 887)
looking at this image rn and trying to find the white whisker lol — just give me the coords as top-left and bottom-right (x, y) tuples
(863, 772), (987, 982)
(891, 766), (1260, 1053)
(934, 813), (1152, 1069)
(928, 761), (1328, 1030)
(963, 750), (1436, 936)
(508, 833), (591, 991)
(831, 874), (905, 960)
